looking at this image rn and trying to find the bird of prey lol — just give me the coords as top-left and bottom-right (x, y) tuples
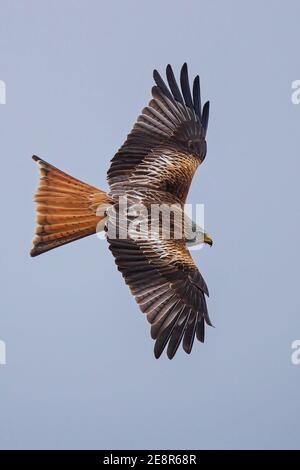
(31, 63), (213, 359)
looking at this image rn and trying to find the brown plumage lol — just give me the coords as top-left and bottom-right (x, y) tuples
(31, 63), (212, 359)
(31, 156), (113, 257)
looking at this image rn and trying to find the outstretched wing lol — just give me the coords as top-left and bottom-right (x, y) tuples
(107, 63), (209, 203)
(106, 197), (212, 359)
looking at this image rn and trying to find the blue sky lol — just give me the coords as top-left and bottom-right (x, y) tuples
(0, 0), (299, 449)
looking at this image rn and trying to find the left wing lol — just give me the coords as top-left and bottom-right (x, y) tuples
(106, 196), (212, 359)
(107, 63), (209, 202)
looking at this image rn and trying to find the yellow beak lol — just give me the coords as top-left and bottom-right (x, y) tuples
(204, 232), (213, 246)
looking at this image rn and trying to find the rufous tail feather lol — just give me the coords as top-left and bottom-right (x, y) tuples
(30, 155), (113, 257)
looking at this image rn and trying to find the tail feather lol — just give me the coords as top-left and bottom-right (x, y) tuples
(31, 155), (113, 257)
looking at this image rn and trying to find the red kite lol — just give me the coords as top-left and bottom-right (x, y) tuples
(31, 64), (213, 359)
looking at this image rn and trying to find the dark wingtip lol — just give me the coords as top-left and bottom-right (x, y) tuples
(182, 344), (193, 355)
(153, 68), (173, 101)
(154, 64), (209, 135)
(193, 75), (201, 120)
(167, 347), (177, 359)
(166, 64), (184, 106)
(180, 63), (194, 110)
(32, 155), (40, 162)
(202, 100), (210, 135)
(153, 68), (159, 81)
(196, 317), (205, 343)
(154, 346), (163, 359)
(180, 63), (188, 81)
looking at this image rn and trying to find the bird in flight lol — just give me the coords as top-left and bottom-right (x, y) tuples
(31, 63), (213, 359)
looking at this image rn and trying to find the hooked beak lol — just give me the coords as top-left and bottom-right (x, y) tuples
(204, 233), (213, 247)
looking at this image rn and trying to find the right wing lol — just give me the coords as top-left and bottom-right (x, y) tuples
(107, 63), (209, 202)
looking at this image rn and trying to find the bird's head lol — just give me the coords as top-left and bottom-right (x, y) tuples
(184, 220), (213, 248)
(203, 232), (213, 247)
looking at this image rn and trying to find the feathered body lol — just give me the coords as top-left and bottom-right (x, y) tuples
(31, 64), (213, 359)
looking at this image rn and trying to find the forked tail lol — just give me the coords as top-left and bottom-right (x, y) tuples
(30, 156), (113, 257)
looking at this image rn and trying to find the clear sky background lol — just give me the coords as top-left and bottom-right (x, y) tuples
(0, 0), (299, 450)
